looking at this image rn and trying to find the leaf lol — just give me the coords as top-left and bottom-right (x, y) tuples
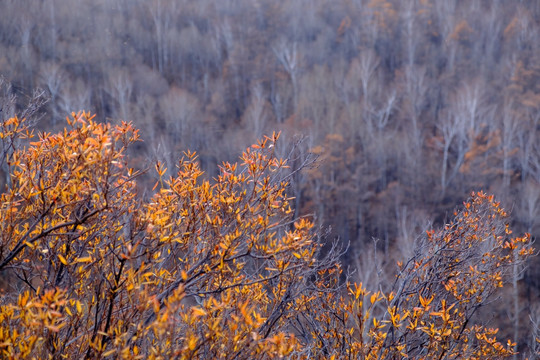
(58, 254), (68, 265)
(188, 336), (197, 351)
(192, 307), (207, 318)
(76, 301), (83, 314)
(102, 349), (116, 357)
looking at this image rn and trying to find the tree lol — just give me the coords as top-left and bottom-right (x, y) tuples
(0, 112), (343, 358)
(437, 106), (466, 197)
(147, 0), (178, 75)
(0, 113), (534, 359)
(105, 68), (134, 122)
(310, 191), (534, 359)
(242, 83), (270, 139)
(38, 61), (65, 126)
(159, 86), (201, 151)
(273, 39), (300, 114)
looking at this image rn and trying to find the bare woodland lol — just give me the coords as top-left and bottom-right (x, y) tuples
(1, 0), (540, 355)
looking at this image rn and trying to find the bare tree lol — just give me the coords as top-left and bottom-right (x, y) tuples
(432, 0), (459, 72)
(365, 90), (397, 189)
(105, 68), (133, 122)
(394, 204), (429, 261)
(58, 79), (92, 116)
(437, 109), (466, 196)
(47, 0), (58, 60)
(357, 49), (380, 112)
(148, 0), (178, 75)
(269, 79), (292, 125)
(17, 16), (36, 88)
(516, 108), (540, 181)
(38, 62), (65, 125)
(400, 0), (420, 67)
(499, 98), (519, 188)
(242, 84), (269, 139)
(297, 64), (342, 135)
(159, 87), (201, 153)
(401, 65), (428, 152)
(354, 239), (387, 293)
(273, 39), (300, 113)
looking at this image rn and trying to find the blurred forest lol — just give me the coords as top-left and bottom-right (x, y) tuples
(1, 0), (540, 352)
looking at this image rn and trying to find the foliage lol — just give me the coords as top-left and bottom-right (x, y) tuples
(0, 113), (535, 359)
(4, 1), (540, 346)
(314, 191), (535, 359)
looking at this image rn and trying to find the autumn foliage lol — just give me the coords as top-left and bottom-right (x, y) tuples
(0, 113), (535, 358)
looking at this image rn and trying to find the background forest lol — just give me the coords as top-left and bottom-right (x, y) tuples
(1, 0), (540, 352)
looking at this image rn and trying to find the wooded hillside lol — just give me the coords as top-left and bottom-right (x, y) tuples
(1, 0), (540, 354)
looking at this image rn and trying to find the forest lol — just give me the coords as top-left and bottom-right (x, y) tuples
(1, 0), (540, 357)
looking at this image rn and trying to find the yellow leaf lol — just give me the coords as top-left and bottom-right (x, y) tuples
(85, 137), (100, 148)
(24, 241), (35, 249)
(103, 349), (116, 357)
(192, 307), (207, 318)
(58, 254), (68, 265)
(188, 336), (197, 350)
(76, 301), (82, 314)
(46, 324), (62, 332)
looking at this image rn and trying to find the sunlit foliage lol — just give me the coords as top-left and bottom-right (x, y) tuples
(0, 113), (535, 358)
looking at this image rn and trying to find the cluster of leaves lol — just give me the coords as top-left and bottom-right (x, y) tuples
(0, 113), (536, 358)
(313, 192), (536, 359)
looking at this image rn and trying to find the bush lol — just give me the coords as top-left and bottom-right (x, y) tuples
(0, 113), (534, 359)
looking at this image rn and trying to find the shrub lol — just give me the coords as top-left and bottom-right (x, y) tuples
(0, 113), (534, 359)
